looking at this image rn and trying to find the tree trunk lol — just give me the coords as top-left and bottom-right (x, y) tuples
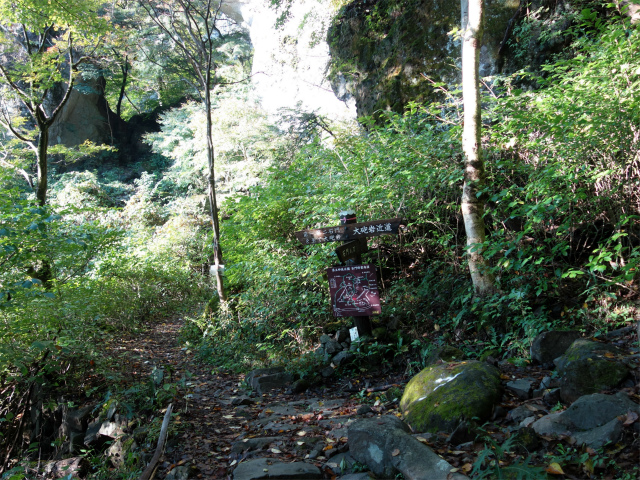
(461, 0), (496, 296)
(204, 87), (226, 302)
(35, 116), (49, 207)
(116, 60), (129, 118)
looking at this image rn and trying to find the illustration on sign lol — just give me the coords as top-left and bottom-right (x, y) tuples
(327, 264), (381, 317)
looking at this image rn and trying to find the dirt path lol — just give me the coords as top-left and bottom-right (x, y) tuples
(123, 317), (392, 480)
(120, 318), (640, 480)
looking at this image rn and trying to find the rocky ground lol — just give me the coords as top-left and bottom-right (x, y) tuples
(39, 318), (639, 480)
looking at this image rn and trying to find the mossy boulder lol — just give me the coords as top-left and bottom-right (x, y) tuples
(400, 361), (501, 433)
(425, 345), (465, 365)
(555, 339), (629, 403)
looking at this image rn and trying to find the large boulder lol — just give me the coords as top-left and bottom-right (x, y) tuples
(400, 361), (501, 433)
(347, 416), (468, 480)
(554, 339), (629, 403)
(531, 392), (639, 449)
(530, 330), (581, 365)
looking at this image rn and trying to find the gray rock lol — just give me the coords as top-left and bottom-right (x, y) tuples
(561, 392), (639, 430)
(532, 392), (639, 448)
(99, 419), (126, 439)
(258, 405), (297, 418)
(424, 345), (465, 365)
(542, 388), (561, 406)
(231, 436), (285, 455)
(107, 435), (137, 468)
(43, 457), (90, 478)
(325, 339), (342, 355)
(336, 474), (374, 480)
(288, 377), (315, 394)
(573, 419), (623, 449)
(356, 405), (372, 415)
(347, 416), (468, 480)
(519, 417), (536, 428)
(232, 458), (322, 480)
(555, 339), (629, 402)
(320, 334), (332, 345)
(332, 351), (355, 366)
(324, 452), (357, 475)
(506, 378), (535, 400)
(400, 361), (501, 433)
(336, 328), (350, 343)
(231, 396), (255, 406)
(84, 417), (126, 447)
(246, 367), (294, 395)
(321, 366), (335, 378)
(62, 405), (93, 432)
(507, 405), (544, 424)
(540, 376), (559, 390)
(166, 465), (192, 480)
(58, 404), (93, 454)
(69, 429), (86, 454)
(530, 330), (581, 365)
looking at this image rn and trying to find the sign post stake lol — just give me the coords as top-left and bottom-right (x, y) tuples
(339, 210), (373, 337)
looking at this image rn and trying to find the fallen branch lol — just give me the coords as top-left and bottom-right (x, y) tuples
(140, 404), (173, 480)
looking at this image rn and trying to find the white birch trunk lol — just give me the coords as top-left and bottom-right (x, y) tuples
(461, 0), (496, 296)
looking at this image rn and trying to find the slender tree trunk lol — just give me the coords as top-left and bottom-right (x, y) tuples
(35, 116), (49, 207)
(116, 60), (129, 118)
(461, 0), (496, 296)
(204, 87), (226, 302)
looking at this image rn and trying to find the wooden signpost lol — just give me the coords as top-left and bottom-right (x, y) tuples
(293, 218), (403, 245)
(335, 240), (366, 264)
(294, 211), (403, 337)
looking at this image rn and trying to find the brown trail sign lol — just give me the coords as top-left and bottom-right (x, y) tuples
(335, 240), (366, 264)
(294, 212), (404, 337)
(294, 218), (402, 245)
(327, 264), (381, 317)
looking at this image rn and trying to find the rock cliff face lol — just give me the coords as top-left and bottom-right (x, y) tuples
(48, 72), (157, 165)
(49, 73), (117, 148)
(327, 0), (520, 118)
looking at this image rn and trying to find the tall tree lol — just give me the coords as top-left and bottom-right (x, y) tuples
(0, 0), (105, 206)
(460, 0), (496, 296)
(138, 0), (234, 301)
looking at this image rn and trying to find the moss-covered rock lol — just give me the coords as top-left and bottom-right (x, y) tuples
(424, 345), (465, 365)
(400, 360), (501, 433)
(327, 0), (519, 117)
(555, 339), (629, 403)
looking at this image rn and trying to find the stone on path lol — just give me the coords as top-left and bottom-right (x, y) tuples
(232, 458), (322, 480)
(506, 378), (536, 400)
(231, 437), (286, 455)
(554, 339), (629, 402)
(531, 392), (639, 448)
(336, 474), (375, 480)
(246, 367), (294, 395)
(400, 361), (501, 433)
(530, 330), (581, 365)
(348, 416), (468, 480)
(165, 465), (193, 480)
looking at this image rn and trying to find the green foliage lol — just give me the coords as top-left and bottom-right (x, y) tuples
(471, 438), (547, 479)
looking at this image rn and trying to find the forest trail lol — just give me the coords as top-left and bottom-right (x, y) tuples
(113, 318), (640, 480)
(121, 317), (394, 480)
